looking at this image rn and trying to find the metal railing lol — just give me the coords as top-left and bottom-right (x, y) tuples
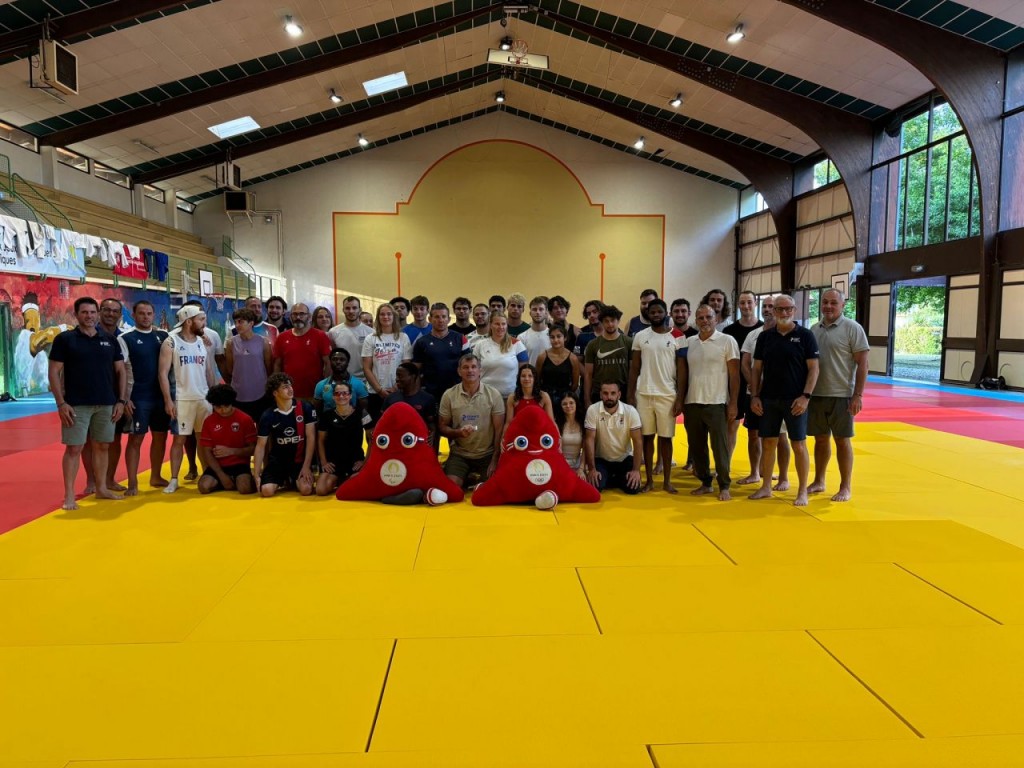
(0, 153), (73, 231)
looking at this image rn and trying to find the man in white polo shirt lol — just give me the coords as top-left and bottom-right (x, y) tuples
(583, 381), (643, 494)
(676, 303), (740, 500)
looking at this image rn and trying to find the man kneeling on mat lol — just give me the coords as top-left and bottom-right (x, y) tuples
(197, 384), (257, 495)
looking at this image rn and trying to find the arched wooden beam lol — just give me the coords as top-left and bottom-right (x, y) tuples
(520, 73), (797, 287)
(781, 0), (1006, 381)
(40, 3), (504, 149)
(529, 5), (874, 286)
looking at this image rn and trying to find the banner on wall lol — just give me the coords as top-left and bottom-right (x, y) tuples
(0, 275), (240, 398)
(1, 215), (87, 280)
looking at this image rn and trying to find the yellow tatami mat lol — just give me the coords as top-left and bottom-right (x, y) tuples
(3, 419), (1024, 765)
(369, 633), (915, 750)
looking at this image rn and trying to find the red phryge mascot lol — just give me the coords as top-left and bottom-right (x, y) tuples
(336, 402), (463, 505)
(472, 406), (600, 509)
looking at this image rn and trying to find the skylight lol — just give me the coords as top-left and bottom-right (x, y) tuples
(363, 71), (408, 96)
(207, 116), (261, 139)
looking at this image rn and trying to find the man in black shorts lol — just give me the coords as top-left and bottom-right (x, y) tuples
(749, 294), (819, 506)
(198, 384), (257, 495)
(253, 373), (316, 496)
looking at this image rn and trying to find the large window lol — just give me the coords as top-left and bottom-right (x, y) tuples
(878, 97), (979, 252)
(812, 158), (840, 189)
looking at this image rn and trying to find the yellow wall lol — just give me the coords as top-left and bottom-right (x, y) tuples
(334, 140), (664, 313)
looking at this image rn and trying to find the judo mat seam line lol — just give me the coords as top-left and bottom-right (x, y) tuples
(805, 629), (925, 739)
(365, 638), (398, 753)
(892, 563), (1004, 626)
(179, 525), (292, 643)
(575, 566), (604, 635)
(691, 523), (738, 565)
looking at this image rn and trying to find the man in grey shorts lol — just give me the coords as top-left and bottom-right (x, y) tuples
(47, 297), (128, 510)
(808, 289), (869, 502)
(438, 353), (505, 488)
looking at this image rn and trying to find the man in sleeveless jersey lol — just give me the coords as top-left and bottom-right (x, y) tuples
(159, 305), (215, 493)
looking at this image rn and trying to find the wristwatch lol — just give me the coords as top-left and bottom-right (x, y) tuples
(801, 392), (812, 399)
(118, 399), (128, 405)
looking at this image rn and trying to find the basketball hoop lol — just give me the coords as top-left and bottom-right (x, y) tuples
(510, 39), (529, 65)
(210, 293), (227, 312)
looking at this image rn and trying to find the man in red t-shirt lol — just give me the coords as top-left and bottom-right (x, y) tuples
(272, 303), (331, 400)
(198, 384), (257, 494)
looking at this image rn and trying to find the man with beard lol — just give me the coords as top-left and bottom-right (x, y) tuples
(583, 381), (643, 494)
(264, 296), (292, 333)
(738, 295), (791, 488)
(328, 295), (372, 383)
(671, 298), (698, 338)
(627, 288), (659, 336)
(159, 305), (216, 493)
(749, 294), (819, 506)
(628, 299), (685, 493)
(272, 303), (332, 403)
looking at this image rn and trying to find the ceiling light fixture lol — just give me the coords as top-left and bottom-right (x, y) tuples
(284, 15), (303, 37)
(633, 136), (645, 150)
(726, 23), (744, 43)
(669, 93), (683, 108)
(499, 36), (514, 51)
(357, 133), (369, 147)
(495, 91), (506, 103)
(329, 88), (342, 104)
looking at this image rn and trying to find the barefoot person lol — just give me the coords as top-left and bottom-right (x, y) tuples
(738, 296), (791, 488)
(627, 299), (685, 493)
(808, 289), (869, 502)
(676, 304), (740, 501)
(47, 297), (127, 510)
(159, 305), (215, 494)
(118, 300), (171, 494)
(749, 294), (819, 506)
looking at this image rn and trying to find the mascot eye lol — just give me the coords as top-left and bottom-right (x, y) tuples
(401, 432), (417, 448)
(539, 434), (555, 449)
(375, 434), (390, 449)
(513, 435), (529, 451)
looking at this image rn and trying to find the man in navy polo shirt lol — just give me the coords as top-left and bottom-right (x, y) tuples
(749, 294), (819, 506)
(413, 303), (469, 451)
(48, 296), (128, 510)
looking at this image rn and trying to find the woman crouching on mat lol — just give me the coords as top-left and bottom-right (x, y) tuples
(315, 381), (366, 496)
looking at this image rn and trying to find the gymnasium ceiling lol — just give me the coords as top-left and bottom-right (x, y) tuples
(0, 0), (1021, 203)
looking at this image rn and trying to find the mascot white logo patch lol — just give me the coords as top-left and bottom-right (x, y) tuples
(380, 459), (407, 487)
(526, 459), (552, 485)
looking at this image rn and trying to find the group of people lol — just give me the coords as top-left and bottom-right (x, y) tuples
(47, 285), (867, 510)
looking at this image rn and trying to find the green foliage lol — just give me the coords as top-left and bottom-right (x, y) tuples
(894, 324), (941, 354)
(895, 285), (945, 315)
(894, 102), (978, 249)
